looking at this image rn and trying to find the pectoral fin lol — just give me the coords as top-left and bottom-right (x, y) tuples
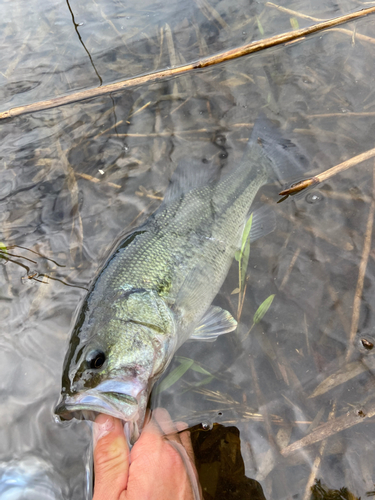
(249, 205), (276, 242)
(190, 306), (237, 342)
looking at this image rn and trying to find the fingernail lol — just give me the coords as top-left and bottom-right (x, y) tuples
(93, 415), (115, 448)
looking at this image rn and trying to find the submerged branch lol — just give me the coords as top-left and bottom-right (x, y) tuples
(279, 145), (375, 197)
(1, 6), (375, 120)
(346, 165), (375, 360)
(266, 2), (375, 45)
(65, 0), (103, 86)
(281, 403), (375, 457)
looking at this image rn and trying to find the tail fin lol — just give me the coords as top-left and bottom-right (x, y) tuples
(247, 115), (309, 186)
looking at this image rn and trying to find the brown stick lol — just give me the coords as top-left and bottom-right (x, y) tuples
(346, 165), (375, 360)
(302, 403), (336, 500)
(75, 172), (121, 189)
(279, 146), (375, 197)
(2, 6), (375, 120)
(266, 2), (375, 45)
(281, 403), (375, 456)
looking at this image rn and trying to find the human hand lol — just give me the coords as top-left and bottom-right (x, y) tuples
(92, 408), (201, 500)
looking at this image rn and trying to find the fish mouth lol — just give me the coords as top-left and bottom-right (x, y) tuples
(54, 390), (139, 422)
(55, 378), (145, 420)
(54, 379), (148, 443)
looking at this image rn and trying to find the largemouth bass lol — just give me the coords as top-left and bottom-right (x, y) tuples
(54, 118), (300, 442)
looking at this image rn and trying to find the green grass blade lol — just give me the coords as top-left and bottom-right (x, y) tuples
(191, 375), (214, 388)
(241, 214), (253, 251)
(253, 294), (275, 324)
(239, 214), (253, 290)
(256, 17), (264, 36)
(190, 363), (212, 376)
(175, 356), (212, 376)
(0, 242), (8, 260)
(155, 358), (194, 394)
(290, 17), (299, 29)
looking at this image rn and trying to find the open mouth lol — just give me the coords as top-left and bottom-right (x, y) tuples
(54, 389), (142, 444)
(54, 390), (139, 422)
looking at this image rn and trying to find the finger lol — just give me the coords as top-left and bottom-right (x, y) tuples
(175, 422), (196, 466)
(152, 408), (183, 445)
(150, 410), (200, 497)
(92, 415), (129, 500)
(152, 407), (177, 434)
(129, 410), (198, 500)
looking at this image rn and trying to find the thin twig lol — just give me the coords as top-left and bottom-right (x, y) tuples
(65, 0), (103, 85)
(76, 172), (121, 189)
(302, 403), (336, 500)
(2, 6), (375, 120)
(281, 403), (375, 457)
(279, 146), (375, 197)
(0, 250), (36, 264)
(346, 165), (375, 360)
(249, 355), (278, 451)
(307, 111), (375, 118)
(8, 245), (66, 267)
(128, 101), (151, 118)
(279, 247), (301, 290)
(266, 2), (375, 45)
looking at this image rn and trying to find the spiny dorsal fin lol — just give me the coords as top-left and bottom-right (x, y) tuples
(162, 158), (221, 204)
(244, 115), (309, 185)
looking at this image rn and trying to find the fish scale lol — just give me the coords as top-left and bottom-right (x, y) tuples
(92, 161), (268, 333)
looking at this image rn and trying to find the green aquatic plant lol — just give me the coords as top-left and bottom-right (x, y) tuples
(236, 213), (253, 293)
(155, 358), (194, 394)
(253, 294), (275, 324)
(310, 479), (360, 500)
(234, 213), (253, 319)
(242, 294), (276, 341)
(256, 17), (265, 36)
(0, 242), (8, 260)
(156, 356), (215, 394)
(234, 210), (275, 328)
(290, 17), (299, 30)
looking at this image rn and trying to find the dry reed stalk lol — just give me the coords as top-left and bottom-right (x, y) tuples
(2, 6), (375, 120)
(266, 2), (375, 45)
(346, 165), (375, 360)
(279, 146), (375, 197)
(281, 402), (375, 457)
(249, 355), (278, 451)
(308, 111), (375, 119)
(278, 247), (301, 290)
(75, 172), (121, 189)
(302, 403), (336, 500)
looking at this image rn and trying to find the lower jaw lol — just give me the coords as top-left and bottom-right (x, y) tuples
(58, 387), (139, 413)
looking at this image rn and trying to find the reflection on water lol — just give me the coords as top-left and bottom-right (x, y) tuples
(0, 457), (65, 500)
(2, 0), (375, 498)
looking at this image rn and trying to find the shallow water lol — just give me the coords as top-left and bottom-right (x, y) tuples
(2, 0), (375, 498)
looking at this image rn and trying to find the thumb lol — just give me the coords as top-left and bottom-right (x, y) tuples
(92, 415), (130, 500)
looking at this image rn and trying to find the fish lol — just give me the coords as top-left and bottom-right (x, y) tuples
(54, 117), (302, 443)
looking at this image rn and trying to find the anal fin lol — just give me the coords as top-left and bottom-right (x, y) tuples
(190, 306), (237, 342)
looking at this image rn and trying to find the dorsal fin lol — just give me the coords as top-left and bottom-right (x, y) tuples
(162, 158), (221, 204)
(244, 115), (309, 185)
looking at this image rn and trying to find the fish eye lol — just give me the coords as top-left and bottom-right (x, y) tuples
(86, 350), (106, 369)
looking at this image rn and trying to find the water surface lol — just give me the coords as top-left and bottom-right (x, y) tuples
(1, 0), (375, 498)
